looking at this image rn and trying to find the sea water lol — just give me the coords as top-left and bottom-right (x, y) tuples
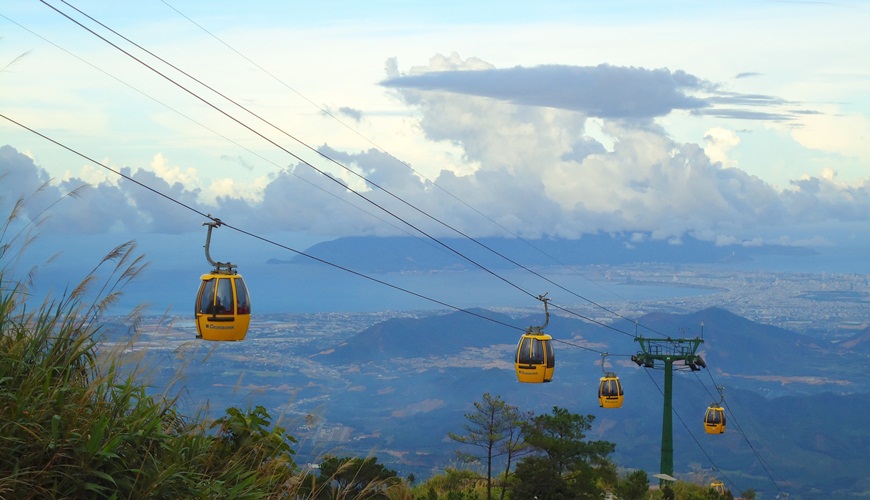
(23, 233), (868, 316)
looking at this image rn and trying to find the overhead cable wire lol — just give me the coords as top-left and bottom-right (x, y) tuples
(39, 0), (534, 298)
(549, 337), (627, 356)
(157, 0), (556, 243)
(157, 0), (652, 330)
(693, 371), (721, 403)
(48, 0), (668, 340)
(547, 301), (638, 338)
(0, 11), (435, 244)
(702, 368), (785, 494)
(41, 0), (652, 340)
(0, 114), (214, 222)
(0, 117), (624, 351)
(0, 112), (526, 334)
(685, 366), (785, 496)
(218, 220), (527, 332)
(46, 1), (542, 297)
(642, 368), (740, 494)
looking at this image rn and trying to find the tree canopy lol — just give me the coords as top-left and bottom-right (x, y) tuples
(513, 406), (617, 498)
(449, 392), (530, 500)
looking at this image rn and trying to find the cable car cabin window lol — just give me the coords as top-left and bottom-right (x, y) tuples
(214, 278), (234, 315)
(706, 408), (725, 425)
(600, 379), (623, 397)
(198, 279), (216, 315)
(234, 277), (250, 315)
(545, 340), (554, 368)
(518, 337), (545, 365)
(198, 277), (239, 316)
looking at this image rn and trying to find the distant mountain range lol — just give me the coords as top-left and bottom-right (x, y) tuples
(308, 306), (868, 498)
(318, 308), (519, 363)
(134, 306), (869, 498)
(267, 234), (816, 272)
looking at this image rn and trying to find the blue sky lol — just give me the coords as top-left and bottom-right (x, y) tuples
(2, 1), (870, 256)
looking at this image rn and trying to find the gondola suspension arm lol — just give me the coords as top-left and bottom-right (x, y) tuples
(203, 218), (236, 274)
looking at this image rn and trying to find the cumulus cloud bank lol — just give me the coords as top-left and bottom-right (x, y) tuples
(3, 54), (869, 248)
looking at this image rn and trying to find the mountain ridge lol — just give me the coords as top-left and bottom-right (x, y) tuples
(270, 234), (817, 272)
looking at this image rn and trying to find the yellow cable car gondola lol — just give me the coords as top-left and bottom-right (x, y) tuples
(710, 480), (726, 495)
(195, 220), (251, 341)
(704, 403), (726, 434)
(598, 354), (624, 408)
(515, 294), (554, 383)
(704, 385), (726, 434)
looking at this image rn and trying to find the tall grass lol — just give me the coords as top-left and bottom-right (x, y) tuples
(0, 189), (415, 498)
(0, 191), (299, 498)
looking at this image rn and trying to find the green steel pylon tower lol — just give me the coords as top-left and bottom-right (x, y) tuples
(632, 328), (706, 483)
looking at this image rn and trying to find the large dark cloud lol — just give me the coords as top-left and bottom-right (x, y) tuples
(382, 62), (812, 124)
(383, 64), (711, 119)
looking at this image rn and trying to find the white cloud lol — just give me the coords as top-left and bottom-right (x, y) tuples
(64, 163), (118, 187)
(151, 153), (200, 190)
(703, 127), (740, 168)
(207, 178), (241, 203)
(5, 53), (870, 250)
(377, 55), (870, 245)
(790, 107), (870, 160)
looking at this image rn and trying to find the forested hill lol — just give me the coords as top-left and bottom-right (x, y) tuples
(274, 234), (815, 272)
